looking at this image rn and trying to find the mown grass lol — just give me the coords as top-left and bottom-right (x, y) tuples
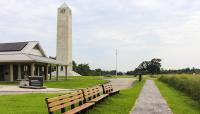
(86, 80), (145, 114)
(0, 76), (133, 89)
(44, 76), (108, 89)
(0, 80), (144, 114)
(155, 80), (200, 114)
(0, 93), (60, 114)
(0, 82), (17, 85)
(159, 74), (200, 103)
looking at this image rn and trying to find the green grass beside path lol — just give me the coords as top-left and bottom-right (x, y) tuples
(0, 76), (108, 89)
(155, 80), (200, 114)
(44, 76), (107, 89)
(0, 93), (60, 114)
(0, 80), (144, 114)
(86, 80), (145, 114)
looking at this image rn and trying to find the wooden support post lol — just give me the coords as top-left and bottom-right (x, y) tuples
(31, 63), (35, 76)
(56, 65), (59, 81)
(49, 65), (52, 80)
(17, 64), (21, 80)
(65, 65), (68, 80)
(45, 64), (48, 80)
(37, 65), (40, 76)
(9, 64), (14, 82)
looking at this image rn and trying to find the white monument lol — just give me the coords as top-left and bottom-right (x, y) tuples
(56, 3), (80, 76)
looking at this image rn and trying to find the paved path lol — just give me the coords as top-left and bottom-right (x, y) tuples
(0, 86), (73, 95)
(131, 80), (172, 114)
(106, 78), (136, 90)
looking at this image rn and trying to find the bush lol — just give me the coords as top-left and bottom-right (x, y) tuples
(159, 75), (200, 103)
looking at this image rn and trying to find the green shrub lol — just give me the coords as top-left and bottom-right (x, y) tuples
(159, 75), (200, 103)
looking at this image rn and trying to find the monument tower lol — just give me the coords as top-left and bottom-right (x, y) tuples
(56, 3), (72, 75)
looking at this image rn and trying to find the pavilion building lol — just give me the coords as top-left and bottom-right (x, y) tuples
(0, 3), (80, 82)
(0, 41), (66, 81)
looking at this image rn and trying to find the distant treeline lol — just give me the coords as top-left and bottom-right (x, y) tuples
(126, 68), (200, 75)
(73, 60), (200, 76)
(73, 61), (123, 76)
(160, 68), (200, 74)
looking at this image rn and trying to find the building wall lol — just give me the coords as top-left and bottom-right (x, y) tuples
(30, 48), (43, 56)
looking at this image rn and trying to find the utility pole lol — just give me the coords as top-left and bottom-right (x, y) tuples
(116, 49), (118, 77)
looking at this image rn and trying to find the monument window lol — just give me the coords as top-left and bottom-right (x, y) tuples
(60, 9), (65, 14)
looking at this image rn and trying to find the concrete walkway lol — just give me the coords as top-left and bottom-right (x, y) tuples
(131, 80), (172, 114)
(0, 86), (73, 95)
(106, 78), (136, 90)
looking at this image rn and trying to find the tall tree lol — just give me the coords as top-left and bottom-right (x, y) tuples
(72, 61), (77, 72)
(135, 58), (162, 75)
(76, 64), (91, 76)
(147, 58), (162, 74)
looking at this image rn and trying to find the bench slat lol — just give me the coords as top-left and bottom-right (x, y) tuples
(49, 98), (84, 112)
(47, 90), (82, 103)
(63, 102), (94, 114)
(87, 94), (109, 102)
(48, 94), (84, 107)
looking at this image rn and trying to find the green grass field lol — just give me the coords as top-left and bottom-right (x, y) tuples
(86, 80), (145, 114)
(158, 74), (200, 103)
(0, 80), (144, 114)
(0, 82), (17, 85)
(0, 93), (60, 114)
(0, 76), (135, 88)
(0, 76), (108, 89)
(155, 80), (200, 114)
(44, 76), (107, 89)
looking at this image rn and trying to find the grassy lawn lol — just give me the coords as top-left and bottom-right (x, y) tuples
(44, 76), (107, 89)
(0, 82), (17, 85)
(86, 80), (145, 114)
(0, 93), (60, 114)
(155, 80), (200, 114)
(0, 80), (144, 114)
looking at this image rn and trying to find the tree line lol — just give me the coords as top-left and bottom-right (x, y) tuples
(72, 61), (123, 76)
(73, 59), (200, 76)
(126, 58), (200, 75)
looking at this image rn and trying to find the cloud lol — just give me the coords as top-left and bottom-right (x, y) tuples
(0, 0), (200, 71)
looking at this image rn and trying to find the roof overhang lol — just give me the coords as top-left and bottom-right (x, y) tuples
(0, 53), (66, 65)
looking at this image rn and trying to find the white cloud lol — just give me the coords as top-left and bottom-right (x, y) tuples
(1, 0), (200, 71)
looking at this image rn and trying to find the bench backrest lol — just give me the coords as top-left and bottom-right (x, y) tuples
(46, 90), (84, 114)
(82, 85), (101, 101)
(102, 83), (113, 94)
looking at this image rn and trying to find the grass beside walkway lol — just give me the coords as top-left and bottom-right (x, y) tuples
(155, 80), (200, 114)
(44, 76), (107, 89)
(0, 80), (144, 114)
(0, 76), (108, 89)
(86, 80), (145, 114)
(0, 93), (60, 114)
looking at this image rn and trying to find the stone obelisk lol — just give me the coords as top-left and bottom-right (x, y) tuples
(56, 3), (72, 75)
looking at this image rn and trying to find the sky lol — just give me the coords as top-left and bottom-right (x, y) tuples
(0, 0), (200, 72)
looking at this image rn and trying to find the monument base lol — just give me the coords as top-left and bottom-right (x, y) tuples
(19, 86), (46, 89)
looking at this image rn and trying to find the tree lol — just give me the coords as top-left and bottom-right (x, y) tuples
(72, 60), (124, 76)
(134, 58), (162, 75)
(147, 58), (162, 74)
(76, 64), (91, 76)
(134, 61), (149, 74)
(72, 61), (77, 72)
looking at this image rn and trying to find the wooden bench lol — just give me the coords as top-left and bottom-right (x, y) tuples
(102, 83), (120, 95)
(82, 85), (109, 103)
(45, 90), (94, 114)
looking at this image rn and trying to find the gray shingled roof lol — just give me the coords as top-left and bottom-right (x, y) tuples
(0, 42), (28, 52)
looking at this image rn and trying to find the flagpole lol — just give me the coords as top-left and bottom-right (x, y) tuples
(116, 49), (118, 77)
